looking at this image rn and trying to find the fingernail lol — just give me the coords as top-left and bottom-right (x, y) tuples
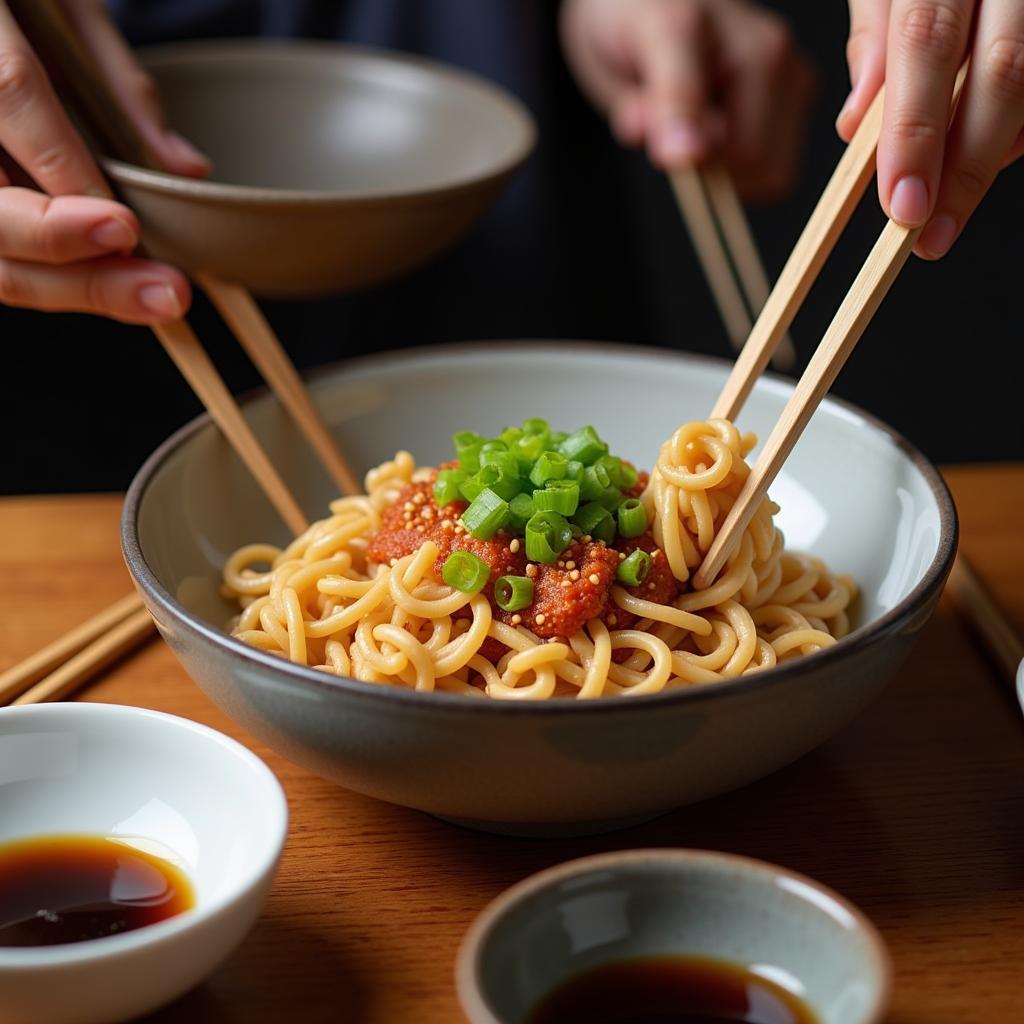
(835, 94), (855, 137)
(138, 283), (182, 319)
(918, 214), (957, 259)
(890, 175), (930, 227)
(164, 131), (211, 171)
(658, 121), (704, 163)
(89, 218), (136, 252)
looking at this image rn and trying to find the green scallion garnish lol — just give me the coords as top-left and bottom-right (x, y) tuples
(525, 510), (573, 564)
(442, 550), (491, 593)
(533, 480), (580, 517)
(462, 488), (510, 539)
(617, 497), (647, 538)
(529, 451), (568, 487)
(453, 431), (485, 473)
(494, 575), (534, 611)
(434, 468), (466, 507)
(558, 426), (608, 466)
(508, 492), (536, 531)
(616, 548), (652, 586)
(580, 463), (612, 501)
(573, 501), (615, 545)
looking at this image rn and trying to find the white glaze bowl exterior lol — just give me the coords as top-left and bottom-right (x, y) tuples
(0, 703), (287, 1024)
(456, 850), (891, 1024)
(123, 344), (957, 834)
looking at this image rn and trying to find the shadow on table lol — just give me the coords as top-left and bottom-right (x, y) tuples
(140, 915), (368, 1023)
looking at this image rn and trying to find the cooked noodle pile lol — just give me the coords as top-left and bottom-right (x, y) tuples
(223, 420), (855, 699)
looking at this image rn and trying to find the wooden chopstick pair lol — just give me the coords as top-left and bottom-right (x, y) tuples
(669, 162), (796, 371)
(1, 1), (365, 706)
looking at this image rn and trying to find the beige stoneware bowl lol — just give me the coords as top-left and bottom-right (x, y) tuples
(103, 40), (535, 296)
(122, 343), (957, 835)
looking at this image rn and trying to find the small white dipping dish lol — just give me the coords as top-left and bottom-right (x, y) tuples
(457, 849), (891, 1024)
(0, 703), (287, 1024)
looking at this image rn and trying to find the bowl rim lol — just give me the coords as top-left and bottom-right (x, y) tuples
(121, 340), (958, 717)
(453, 848), (893, 1024)
(0, 702), (287, 969)
(102, 38), (536, 205)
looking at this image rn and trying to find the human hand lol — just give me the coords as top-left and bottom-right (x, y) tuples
(0, 0), (207, 323)
(560, 0), (816, 200)
(840, 0), (1024, 259)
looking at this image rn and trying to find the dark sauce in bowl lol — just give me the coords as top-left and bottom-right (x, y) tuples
(528, 955), (818, 1024)
(0, 835), (195, 947)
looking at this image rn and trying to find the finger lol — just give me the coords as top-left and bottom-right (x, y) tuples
(839, 0), (891, 140)
(917, 3), (1024, 258)
(0, 254), (191, 323)
(0, 188), (139, 263)
(0, 6), (105, 194)
(63, 1), (210, 177)
(610, 89), (650, 148)
(634, 1), (714, 166)
(879, 0), (976, 227)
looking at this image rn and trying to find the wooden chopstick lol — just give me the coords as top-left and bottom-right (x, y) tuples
(699, 161), (797, 371)
(198, 275), (362, 497)
(709, 87), (885, 421)
(670, 164), (795, 370)
(10, 608), (156, 706)
(0, 593), (145, 704)
(693, 75), (966, 590)
(947, 556), (1024, 681)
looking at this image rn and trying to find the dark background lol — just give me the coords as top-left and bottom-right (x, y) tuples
(2, 0), (1021, 494)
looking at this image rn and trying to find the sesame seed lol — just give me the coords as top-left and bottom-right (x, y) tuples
(441, 518), (452, 528)
(404, 502), (415, 512)
(557, 561), (565, 569)
(648, 582), (656, 590)
(608, 614), (618, 625)
(582, 535), (592, 543)
(389, 558), (398, 567)
(526, 564), (538, 578)
(588, 573), (600, 585)
(454, 525), (465, 535)
(412, 493), (425, 504)
(511, 614), (522, 625)
(422, 508), (434, 519)
(509, 538), (520, 553)
(561, 579), (571, 588)
(566, 561), (576, 570)
(535, 614), (546, 625)
(618, 552), (626, 560)
(416, 526), (426, 533)
(570, 570), (580, 581)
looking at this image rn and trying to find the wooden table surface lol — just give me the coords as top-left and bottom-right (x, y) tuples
(1, 464), (1022, 1024)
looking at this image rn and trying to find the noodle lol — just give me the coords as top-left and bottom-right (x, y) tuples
(222, 419), (856, 699)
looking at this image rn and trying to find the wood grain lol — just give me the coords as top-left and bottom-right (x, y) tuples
(1, 467), (1021, 1023)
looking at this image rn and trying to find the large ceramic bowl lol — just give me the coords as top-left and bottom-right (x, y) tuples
(122, 344), (956, 835)
(103, 41), (535, 296)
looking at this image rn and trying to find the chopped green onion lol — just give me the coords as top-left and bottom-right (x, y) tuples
(442, 551), (491, 593)
(579, 463), (612, 501)
(500, 426), (523, 447)
(434, 468), (466, 507)
(494, 575), (534, 612)
(508, 492), (536, 531)
(597, 486), (625, 512)
(479, 439), (508, 457)
(458, 475), (486, 503)
(475, 464), (521, 501)
(479, 448), (521, 480)
(618, 461), (638, 489)
(573, 501), (615, 545)
(521, 417), (550, 437)
(565, 460), (585, 483)
(558, 426), (608, 466)
(525, 510), (573, 564)
(551, 430), (568, 445)
(616, 548), (652, 586)
(514, 432), (547, 468)
(530, 451), (568, 487)
(617, 497), (648, 538)
(462, 488), (510, 539)
(533, 480), (580, 516)
(595, 454), (625, 487)
(453, 431), (485, 473)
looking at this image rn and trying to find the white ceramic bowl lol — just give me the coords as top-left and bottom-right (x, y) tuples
(0, 703), (287, 1024)
(122, 343), (957, 835)
(456, 850), (891, 1024)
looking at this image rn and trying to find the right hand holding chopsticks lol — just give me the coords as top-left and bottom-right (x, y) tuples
(839, 0), (1024, 260)
(0, 0), (205, 323)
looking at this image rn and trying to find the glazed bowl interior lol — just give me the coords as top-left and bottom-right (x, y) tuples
(131, 343), (948, 643)
(458, 851), (890, 1024)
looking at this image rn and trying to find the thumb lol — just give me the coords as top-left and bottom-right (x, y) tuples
(64, 2), (210, 177)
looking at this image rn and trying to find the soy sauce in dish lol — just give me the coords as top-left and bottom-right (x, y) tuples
(0, 834), (195, 947)
(528, 955), (818, 1024)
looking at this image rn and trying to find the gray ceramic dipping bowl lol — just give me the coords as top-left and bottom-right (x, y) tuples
(456, 850), (891, 1024)
(122, 343), (957, 836)
(102, 40), (535, 296)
